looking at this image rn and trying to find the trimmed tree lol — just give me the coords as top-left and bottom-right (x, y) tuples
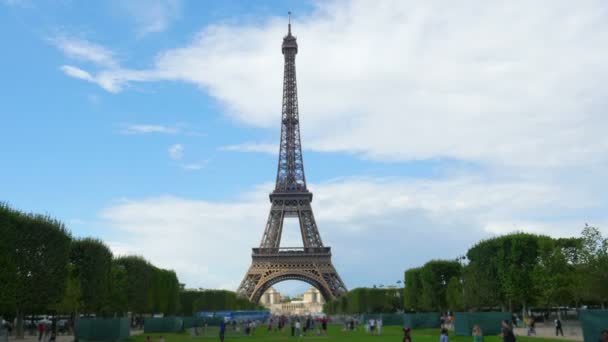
(70, 238), (113, 315)
(419, 260), (461, 311)
(404, 267), (422, 311)
(9, 209), (71, 338)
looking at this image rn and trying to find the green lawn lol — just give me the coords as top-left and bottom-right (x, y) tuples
(128, 325), (569, 342)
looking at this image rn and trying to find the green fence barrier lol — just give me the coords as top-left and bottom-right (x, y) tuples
(454, 312), (511, 336)
(198, 317), (225, 327)
(75, 317), (130, 341)
(580, 310), (608, 342)
(362, 314), (405, 326)
(144, 317), (183, 333)
(181, 317), (199, 329)
(180, 316), (225, 329)
(404, 312), (441, 329)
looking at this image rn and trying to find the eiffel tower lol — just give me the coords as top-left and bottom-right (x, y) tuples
(236, 17), (347, 303)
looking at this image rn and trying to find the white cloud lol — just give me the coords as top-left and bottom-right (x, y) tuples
(61, 65), (94, 82)
(60, 65), (126, 93)
(219, 143), (277, 154)
(59, 0), (608, 169)
(121, 124), (178, 135)
(52, 37), (117, 67)
(99, 176), (604, 291)
(116, 0), (181, 36)
(168, 144), (184, 160)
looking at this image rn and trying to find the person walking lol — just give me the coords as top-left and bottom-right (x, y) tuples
(219, 321), (226, 342)
(472, 325), (484, 342)
(321, 317), (328, 335)
(555, 318), (564, 337)
(295, 320), (301, 337)
(527, 317), (536, 336)
(403, 327), (412, 342)
(440, 328), (450, 342)
(501, 320), (516, 342)
(37, 321), (45, 342)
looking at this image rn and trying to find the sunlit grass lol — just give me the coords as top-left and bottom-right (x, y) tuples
(129, 325), (568, 342)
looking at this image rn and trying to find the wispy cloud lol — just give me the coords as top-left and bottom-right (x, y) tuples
(116, 0), (182, 36)
(168, 144), (184, 160)
(121, 124), (179, 135)
(220, 143), (276, 154)
(52, 37), (117, 67)
(61, 65), (94, 81)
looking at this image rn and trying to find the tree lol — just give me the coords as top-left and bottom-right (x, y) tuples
(0, 204), (18, 316)
(115, 256), (154, 314)
(52, 264), (82, 315)
(465, 233), (547, 313)
(323, 287), (403, 314)
(107, 262), (128, 316)
(191, 290), (260, 312)
(7, 209), (71, 338)
(533, 237), (580, 308)
(147, 268), (180, 314)
(70, 238), (113, 315)
(464, 239), (503, 309)
(446, 277), (464, 311)
(179, 289), (202, 315)
(579, 224), (608, 306)
(419, 260), (461, 311)
(404, 268), (422, 311)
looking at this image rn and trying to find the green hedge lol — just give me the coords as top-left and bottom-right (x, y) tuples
(454, 312), (511, 336)
(580, 310), (608, 342)
(75, 318), (130, 341)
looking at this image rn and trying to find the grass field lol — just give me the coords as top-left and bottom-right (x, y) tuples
(129, 325), (568, 342)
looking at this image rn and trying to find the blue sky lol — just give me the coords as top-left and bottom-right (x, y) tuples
(2, 0), (608, 296)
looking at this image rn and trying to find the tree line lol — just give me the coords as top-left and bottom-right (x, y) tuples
(0, 204), (185, 337)
(403, 226), (608, 314)
(324, 287), (403, 314)
(324, 226), (607, 315)
(178, 289), (262, 315)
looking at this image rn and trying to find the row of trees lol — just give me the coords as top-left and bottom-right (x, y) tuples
(178, 289), (261, 315)
(324, 287), (403, 314)
(404, 226), (608, 314)
(323, 226), (606, 315)
(0, 204), (180, 337)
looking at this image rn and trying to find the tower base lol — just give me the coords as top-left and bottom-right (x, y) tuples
(237, 247), (347, 303)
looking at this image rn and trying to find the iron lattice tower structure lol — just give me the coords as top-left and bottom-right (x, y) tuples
(237, 19), (347, 303)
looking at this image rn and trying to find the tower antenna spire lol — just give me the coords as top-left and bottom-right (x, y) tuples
(288, 11), (292, 34)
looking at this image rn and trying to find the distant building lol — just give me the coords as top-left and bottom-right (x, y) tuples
(260, 286), (325, 315)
